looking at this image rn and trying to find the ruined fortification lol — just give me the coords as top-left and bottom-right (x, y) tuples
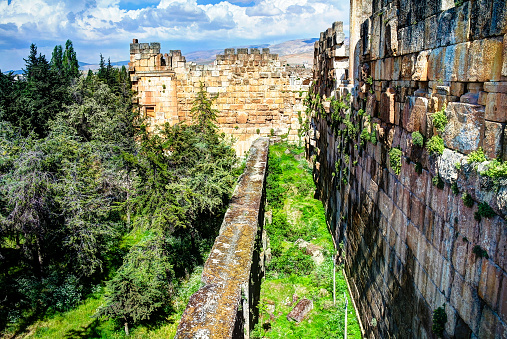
(129, 41), (308, 155)
(131, 1), (507, 337)
(308, 0), (507, 338)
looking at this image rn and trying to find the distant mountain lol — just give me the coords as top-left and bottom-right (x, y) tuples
(185, 38), (319, 65)
(3, 38), (348, 74)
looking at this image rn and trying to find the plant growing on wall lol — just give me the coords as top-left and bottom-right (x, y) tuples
(462, 192), (474, 207)
(389, 147), (402, 175)
(432, 105), (448, 133)
(432, 304), (447, 337)
(473, 245), (489, 259)
(468, 147), (487, 165)
(426, 135), (444, 155)
(474, 202), (496, 221)
(412, 131), (424, 147)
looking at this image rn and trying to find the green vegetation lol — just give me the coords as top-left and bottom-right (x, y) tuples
(473, 245), (489, 259)
(451, 182), (459, 195)
(432, 175), (444, 190)
(389, 147), (402, 175)
(462, 192), (474, 208)
(415, 162), (423, 174)
(480, 159), (507, 179)
(468, 147), (487, 164)
(432, 105), (448, 133)
(412, 131), (424, 147)
(474, 202), (496, 221)
(0, 44), (239, 337)
(427, 135), (445, 155)
(432, 304), (447, 337)
(253, 142), (361, 339)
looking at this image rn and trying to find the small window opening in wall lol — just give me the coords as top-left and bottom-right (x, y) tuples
(145, 106), (155, 117)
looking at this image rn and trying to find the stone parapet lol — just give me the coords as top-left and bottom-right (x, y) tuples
(175, 137), (269, 339)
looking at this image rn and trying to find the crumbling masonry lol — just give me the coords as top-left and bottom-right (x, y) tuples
(129, 41), (308, 155)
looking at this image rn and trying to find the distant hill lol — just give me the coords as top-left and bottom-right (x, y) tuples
(3, 38), (349, 74)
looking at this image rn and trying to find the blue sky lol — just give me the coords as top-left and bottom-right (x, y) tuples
(0, 0), (349, 71)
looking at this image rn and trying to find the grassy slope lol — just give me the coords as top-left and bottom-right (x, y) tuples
(252, 142), (361, 339)
(11, 253), (203, 339)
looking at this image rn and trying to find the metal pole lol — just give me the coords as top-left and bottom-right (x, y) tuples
(344, 292), (348, 339)
(333, 253), (336, 306)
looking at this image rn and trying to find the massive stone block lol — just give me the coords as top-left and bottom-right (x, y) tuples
(443, 102), (485, 154)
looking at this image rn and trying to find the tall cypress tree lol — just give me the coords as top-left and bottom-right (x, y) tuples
(62, 39), (79, 80)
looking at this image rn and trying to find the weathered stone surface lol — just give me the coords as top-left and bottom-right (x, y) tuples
(485, 92), (507, 123)
(443, 103), (485, 154)
(176, 138), (269, 339)
(437, 148), (463, 184)
(428, 47), (445, 81)
(295, 239), (325, 265)
(380, 87), (396, 124)
(483, 121), (505, 159)
(412, 51), (429, 81)
(467, 38), (504, 82)
(287, 298), (313, 323)
(403, 96), (428, 134)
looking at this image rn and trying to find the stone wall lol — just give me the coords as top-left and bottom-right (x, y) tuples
(175, 137), (268, 339)
(129, 41), (308, 155)
(308, 1), (507, 337)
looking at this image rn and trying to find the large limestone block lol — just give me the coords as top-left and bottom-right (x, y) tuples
(403, 96), (428, 134)
(380, 88), (396, 124)
(491, 0), (507, 36)
(443, 102), (485, 154)
(401, 54), (416, 79)
(485, 93), (507, 122)
(478, 259), (504, 311)
(428, 47), (445, 81)
(412, 51), (429, 81)
(484, 121), (505, 159)
(467, 38), (504, 82)
(504, 35), (507, 77)
(437, 148), (463, 184)
(470, 0), (494, 40)
(424, 15), (439, 51)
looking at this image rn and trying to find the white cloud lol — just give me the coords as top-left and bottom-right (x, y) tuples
(0, 0), (350, 70)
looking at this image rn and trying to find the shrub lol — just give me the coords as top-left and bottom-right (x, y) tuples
(432, 305), (447, 336)
(473, 245), (489, 259)
(267, 244), (315, 276)
(427, 135), (444, 155)
(451, 182), (459, 195)
(476, 202), (496, 220)
(389, 147), (402, 175)
(270, 128), (275, 136)
(412, 131), (424, 147)
(256, 128), (260, 134)
(432, 105), (448, 133)
(480, 159), (507, 179)
(432, 175), (444, 189)
(467, 147), (487, 164)
(462, 192), (474, 207)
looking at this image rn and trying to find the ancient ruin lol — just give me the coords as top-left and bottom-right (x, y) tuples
(308, 0), (507, 338)
(133, 0), (507, 337)
(129, 42), (309, 155)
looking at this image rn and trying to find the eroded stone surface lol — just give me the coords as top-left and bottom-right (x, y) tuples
(287, 298), (313, 323)
(175, 138), (269, 339)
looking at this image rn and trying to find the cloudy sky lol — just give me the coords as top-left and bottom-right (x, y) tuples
(0, 0), (349, 71)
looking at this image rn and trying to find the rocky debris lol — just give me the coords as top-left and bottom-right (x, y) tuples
(287, 298), (313, 323)
(284, 148), (291, 155)
(295, 239), (325, 265)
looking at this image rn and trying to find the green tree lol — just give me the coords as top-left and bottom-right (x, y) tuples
(191, 82), (218, 134)
(95, 233), (174, 336)
(62, 39), (80, 80)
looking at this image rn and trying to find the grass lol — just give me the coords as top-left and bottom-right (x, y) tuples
(12, 266), (204, 339)
(253, 142), (361, 338)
